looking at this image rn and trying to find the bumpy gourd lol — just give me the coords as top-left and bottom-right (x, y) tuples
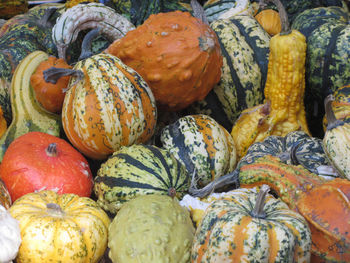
(231, 0), (310, 160)
(108, 194), (195, 263)
(107, 10), (223, 111)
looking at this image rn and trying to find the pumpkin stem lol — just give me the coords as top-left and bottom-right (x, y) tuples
(325, 94), (344, 130)
(189, 170), (240, 198)
(259, 0), (290, 35)
(78, 28), (101, 61)
(43, 67), (84, 91)
(191, 0), (209, 25)
(251, 184), (270, 219)
(46, 203), (64, 215)
(46, 143), (58, 157)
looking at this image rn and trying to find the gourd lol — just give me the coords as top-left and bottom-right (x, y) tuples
(0, 131), (94, 202)
(0, 205), (21, 263)
(107, 10), (223, 111)
(59, 28), (157, 160)
(191, 155), (350, 262)
(9, 190), (110, 263)
(0, 51), (61, 162)
(0, 178), (11, 210)
(30, 56), (72, 113)
(94, 144), (190, 214)
(0, 0), (28, 19)
(108, 194), (195, 263)
(255, 9), (281, 35)
(160, 114), (236, 187)
(52, 2), (135, 60)
(203, 0), (254, 22)
(186, 14), (270, 131)
(231, 0), (310, 160)
(191, 185), (311, 262)
(65, 0), (98, 8)
(323, 94), (350, 180)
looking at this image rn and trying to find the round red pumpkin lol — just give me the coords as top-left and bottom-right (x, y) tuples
(0, 131), (93, 202)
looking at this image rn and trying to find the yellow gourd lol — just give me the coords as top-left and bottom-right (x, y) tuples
(231, 0), (310, 160)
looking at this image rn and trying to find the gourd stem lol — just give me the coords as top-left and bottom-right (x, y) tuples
(43, 67), (84, 91)
(251, 184), (270, 219)
(46, 143), (57, 157)
(78, 28), (101, 61)
(325, 94), (343, 130)
(191, 0), (209, 25)
(46, 203), (64, 215)
(189, 170), (240, 198)
(259, 0), (291, 35)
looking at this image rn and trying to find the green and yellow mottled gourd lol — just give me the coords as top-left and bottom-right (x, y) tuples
(0, 51), (61, 162)
(191, 185), (311, 262)
(231, 0), (310, 160)
(94, 144), (189, 214)
(203, 0), (254, 22)
(108, 194), (195, 263)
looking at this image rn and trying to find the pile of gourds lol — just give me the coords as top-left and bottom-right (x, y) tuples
(0, 0), (349, 262)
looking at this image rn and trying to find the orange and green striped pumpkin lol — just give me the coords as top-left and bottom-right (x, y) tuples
(191, 185), (311, 262)
(61, 53), (157, 160)
(160, 114), (236, 187)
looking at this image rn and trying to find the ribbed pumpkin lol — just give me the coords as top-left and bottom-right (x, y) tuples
(9, 190), (110, 263)
(186, 14), (270, 130)
(107, 10), (223, 111)
(94, 144), (190, 214)
(0, 178), (11, 209)
(191, 185), (311, 262)
(61, 52), (157, 160)
(160, 114), (236, 187)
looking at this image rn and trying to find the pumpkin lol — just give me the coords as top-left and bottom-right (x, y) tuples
(0, 131), (94, 202)
(0, 0), (28, 19)
(9, 190), (110, 263)
(203, 0), (254, 22)
(291, 6), (350, 136)
(192, 155), (350, 262)
(0, 205), (21, 263)
(60, 28), (157, 160)
(30, 56), (72, 113)
(255, 9), (282, 35)
(231, 0), (310, 160)
(109, 0), (194, 26)
(107, 10), (223, 111)
(186, 14), (270, 131)
(191, 185), (311, 262)
(94, 144), (190, 214)
(323, 94), (350, 180)
(0, 178), (11, 209)
(108, 194), (195, 263)
(160, 114), (236, 187)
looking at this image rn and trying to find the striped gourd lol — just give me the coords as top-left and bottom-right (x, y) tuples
(61, 53), (157, 160)
(187, 15), (270, 131)
(160, 114), (236, 187)
(0, 51), (61, 162)
(203, 0), (254, 22)
(191, 185), (311, 262)
(93, 144), (190, 214)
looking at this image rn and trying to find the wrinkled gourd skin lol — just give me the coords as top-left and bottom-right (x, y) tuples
(231, 29), (310, 160)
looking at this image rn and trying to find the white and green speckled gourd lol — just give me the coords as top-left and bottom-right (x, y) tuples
(108, 194), (195, 263)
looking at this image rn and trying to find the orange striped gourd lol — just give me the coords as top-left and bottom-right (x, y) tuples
(61, 53), (157, 160)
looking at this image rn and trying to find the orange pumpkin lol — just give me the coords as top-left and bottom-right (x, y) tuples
(30, 56), (72, 113)
(255, 9), (282, 36)
(107, 11), (223, 111)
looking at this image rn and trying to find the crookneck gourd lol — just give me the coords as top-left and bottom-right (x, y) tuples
(231, 0), (310, 160)
(190, 155), (350, 262)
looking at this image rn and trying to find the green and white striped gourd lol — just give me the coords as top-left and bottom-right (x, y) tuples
(203, 0), (254, 22)
(160, 114), (236, 188)
(191, 185), (311, 262)
(186, 15), (270, 130)
(93, 144), (190, 214)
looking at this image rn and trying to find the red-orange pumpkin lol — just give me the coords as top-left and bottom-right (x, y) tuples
(0, 131), (93, 202)
(107, 11), (223, 111)
(30, 56), (72, 113)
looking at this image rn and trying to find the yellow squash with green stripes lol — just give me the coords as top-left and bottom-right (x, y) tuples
(0, 51), (61, 162)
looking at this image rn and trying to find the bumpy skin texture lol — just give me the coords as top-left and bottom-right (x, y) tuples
(62, 53), (157, 160)
(191, 186), (311, 263)
(9, 190), (110, 263)
(108, 194), (195, 263)
(107, 11), (223, 111)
